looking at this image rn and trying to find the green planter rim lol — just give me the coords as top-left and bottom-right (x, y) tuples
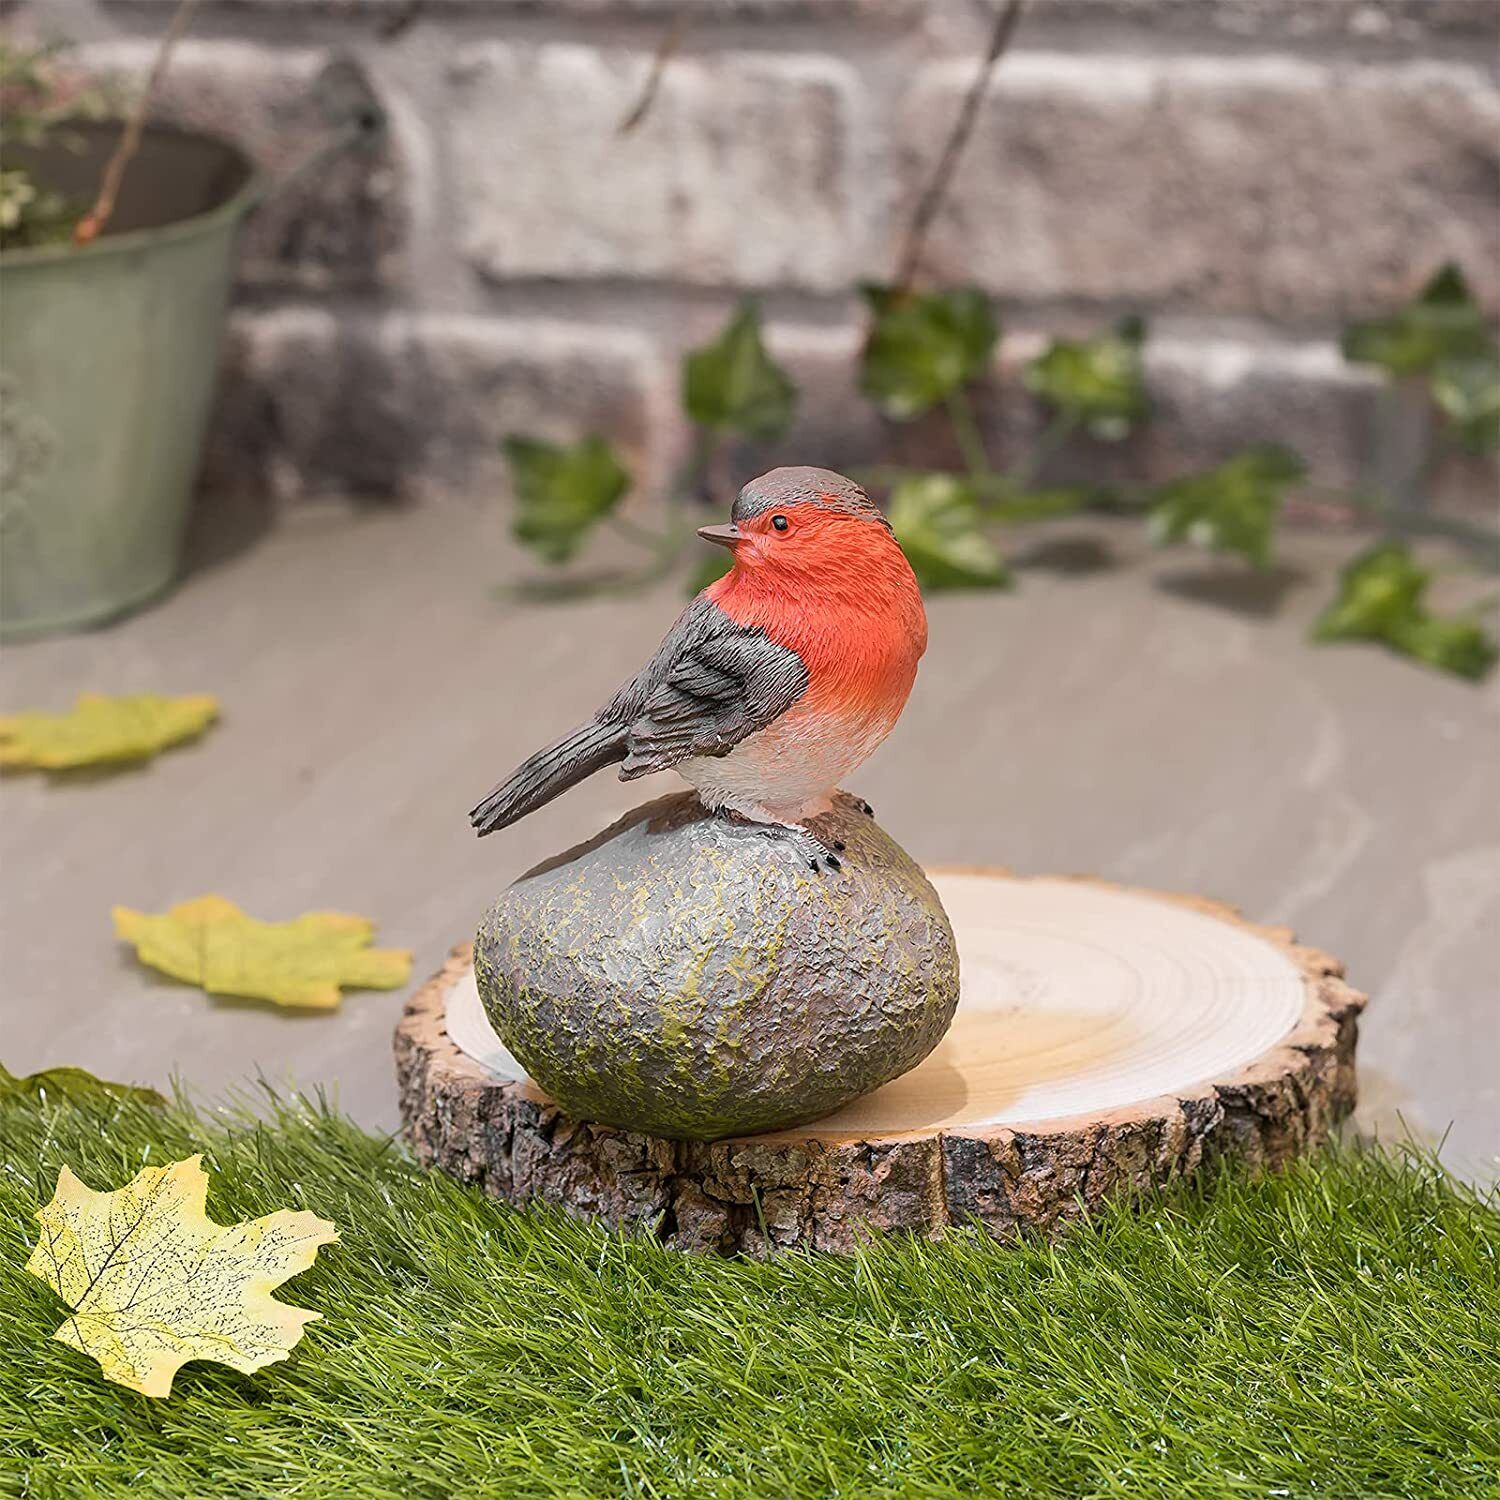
(0, 122), (263, 270)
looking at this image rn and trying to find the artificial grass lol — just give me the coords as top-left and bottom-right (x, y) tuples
(1, 1085), (1496, 1500)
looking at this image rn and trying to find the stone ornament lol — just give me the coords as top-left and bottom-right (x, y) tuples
(473, 793), (960, 1141)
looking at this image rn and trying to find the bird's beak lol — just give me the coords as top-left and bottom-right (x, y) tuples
(697, 524), (742, 550)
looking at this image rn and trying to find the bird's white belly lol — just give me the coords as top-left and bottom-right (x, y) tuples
(675, 707), (893, 823)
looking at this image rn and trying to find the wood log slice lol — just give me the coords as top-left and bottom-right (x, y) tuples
(395, 870), (1366, 1256)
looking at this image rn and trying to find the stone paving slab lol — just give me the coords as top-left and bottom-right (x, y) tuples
(2, 503), (1495, 1180)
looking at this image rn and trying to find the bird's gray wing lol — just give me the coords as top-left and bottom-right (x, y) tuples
(605, 597), (809, 779)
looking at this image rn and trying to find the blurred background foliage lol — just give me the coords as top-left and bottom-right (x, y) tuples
(503, 265), (1499, 681)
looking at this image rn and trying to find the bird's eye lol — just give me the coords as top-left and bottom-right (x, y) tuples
(771, 514), (789, 532)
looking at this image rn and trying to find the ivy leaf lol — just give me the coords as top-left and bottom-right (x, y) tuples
(887, 474), (1009, 590)
(504, 435), (630, 565)
(1431, 354), (1500, 453)
(26, 1154), (337, 1398)
(1312, 542), (1497, 681)
(113, 895), (412, 1011)
(1342, 263), (1494, 377)
(1312, 542), (1429, 641)
(682, 301), (797, 441)
(1147, 445), (1305, 568)
(1388, 612), (1499, 681)
(0, 1062), (164, 1111)
(860, 285), (998, 420)
(1024, 315), (1150, 440)
(0, 693), (217, 773)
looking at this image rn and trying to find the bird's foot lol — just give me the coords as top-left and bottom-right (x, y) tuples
(716, 809), (846, 872)
(837, 790), (876, 818)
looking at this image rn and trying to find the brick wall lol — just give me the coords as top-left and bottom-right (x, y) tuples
(19, 0), (1500, 514)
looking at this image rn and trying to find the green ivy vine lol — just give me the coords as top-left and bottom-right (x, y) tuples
(500, 266), (1499, 681)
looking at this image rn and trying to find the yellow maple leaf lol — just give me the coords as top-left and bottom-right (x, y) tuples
(113, 895), (413, 1010)
(0, 693), (218, 772)
(26, 1154), (337, 1398)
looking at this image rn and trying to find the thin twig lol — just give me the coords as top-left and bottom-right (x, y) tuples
(1305, 483), (1500, 573)
(1381, 509), (1500, 573)
(893, 0), (1026, 291)
(618, 10), (693, 136)
(73, 0), (200, 246)
(944, 387), (994, 482)
(1008, 408), (1078, 492)
(377, 0), (427, 41)
(607, 511), (671, 552)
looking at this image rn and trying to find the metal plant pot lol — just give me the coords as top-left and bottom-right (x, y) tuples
(1, 124), (256, 638)
(1, 90), (380, 640)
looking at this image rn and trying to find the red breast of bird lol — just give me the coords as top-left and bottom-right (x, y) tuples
(685, 499), (928, 822)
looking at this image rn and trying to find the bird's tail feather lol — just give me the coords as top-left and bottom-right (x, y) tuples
(469, 720), (625, 836)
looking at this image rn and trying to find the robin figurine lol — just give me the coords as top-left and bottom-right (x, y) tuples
(470, 467), (927, 870)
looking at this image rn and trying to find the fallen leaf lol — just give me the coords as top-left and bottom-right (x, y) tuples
(113, 895), (412, 1010)
(0, 1061), (164, 1110)
(0, 693), (217, 772)
(26, 1154), (337, 1398)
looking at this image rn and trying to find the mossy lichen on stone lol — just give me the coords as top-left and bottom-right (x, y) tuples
(474, 792), (960, 1140)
